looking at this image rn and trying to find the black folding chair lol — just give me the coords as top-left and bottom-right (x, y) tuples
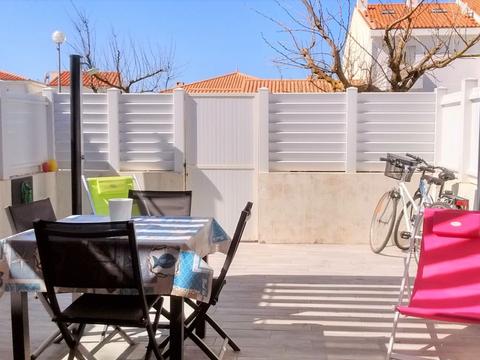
(7, 198), (57, 233)
(160, 202), (253, 360)
(6, 198), (65, 358)
(34, 220), (165, 360)
(128, 190), (192, 216)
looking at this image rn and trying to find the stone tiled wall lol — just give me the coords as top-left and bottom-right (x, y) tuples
(258, 173), (420, 244)
(1, 171), (475, 244)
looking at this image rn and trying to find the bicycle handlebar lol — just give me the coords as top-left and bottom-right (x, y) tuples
(406, 153), (427, 165)
(380, 153), (456, 179)
(418, 165), (435, 173)
(406, 154), (456, 178)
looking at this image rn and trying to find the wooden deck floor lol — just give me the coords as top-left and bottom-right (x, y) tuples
(1, 243), (479, 360)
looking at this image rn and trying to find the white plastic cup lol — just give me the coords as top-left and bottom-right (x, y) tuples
(108, 198), (133, 221)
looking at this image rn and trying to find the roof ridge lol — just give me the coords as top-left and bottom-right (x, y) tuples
(185, 71), (259, 85)
(246, 78), (318, 81)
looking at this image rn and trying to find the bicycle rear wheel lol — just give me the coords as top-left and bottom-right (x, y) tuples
(370, 190), (397, 254)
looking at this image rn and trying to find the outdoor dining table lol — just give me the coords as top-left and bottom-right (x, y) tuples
(0, 214), (231, 360)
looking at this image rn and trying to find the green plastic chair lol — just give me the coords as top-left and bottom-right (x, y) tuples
(84, 176), (136, 216)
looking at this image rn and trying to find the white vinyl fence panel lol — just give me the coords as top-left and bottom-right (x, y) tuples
(54, 92), (110, 170)
(436, 79), (479, 181)
(267, 91), (435, 172)
(357, 92), (436, 171)
(0, 92), (51, 179)
(468, 99), (480, 178)
(186, 95), (257, 240)
(437, 93), (463, 173)
(269, 93), (346, 171)
(54, 92), (176, 171)
(119, 93), (174, 171)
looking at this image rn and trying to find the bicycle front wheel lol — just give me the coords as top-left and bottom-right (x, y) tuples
(370, 190), (397, 254)
(394, 194), (421, 251)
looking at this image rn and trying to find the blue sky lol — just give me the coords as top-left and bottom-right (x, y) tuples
(0, 0), (425, 85)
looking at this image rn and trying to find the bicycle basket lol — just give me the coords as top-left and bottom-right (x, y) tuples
(383, 154), (416, 182)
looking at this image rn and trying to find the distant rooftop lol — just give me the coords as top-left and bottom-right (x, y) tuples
(462, 0), (480, 16)
(360, 1), (480, 30)
(48, 71), (121, 88)
(0, 70), (28, 81)
(163, 72), (333, 93)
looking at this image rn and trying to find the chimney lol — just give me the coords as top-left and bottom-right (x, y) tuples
(406, 0), (419, 8)
(176, 81), (185, 87)
(357, 0), (368, 12)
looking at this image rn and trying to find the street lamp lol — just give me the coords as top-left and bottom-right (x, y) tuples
(51, 30), (66, 93)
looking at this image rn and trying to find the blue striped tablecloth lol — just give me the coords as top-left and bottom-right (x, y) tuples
(0, 215), (231, 302)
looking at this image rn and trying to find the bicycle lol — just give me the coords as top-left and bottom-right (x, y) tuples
(370, 153), (423, 254)
(370, 153), (466, 255)
(393, 155), (467, 251)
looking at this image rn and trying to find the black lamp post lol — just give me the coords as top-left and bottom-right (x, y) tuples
(70, 54), (82, 215)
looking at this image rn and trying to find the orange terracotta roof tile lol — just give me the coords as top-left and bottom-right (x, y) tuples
(48, 71), (121, 88)
(243, 79), (333, 93)
(0, 70), (28, 81)
(361, 3), (479, 29)
(176, 72), (258, 93)
(462, 0), (480, 16)
(163, 72), (332, 93)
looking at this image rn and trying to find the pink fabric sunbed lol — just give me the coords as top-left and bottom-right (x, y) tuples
(397, 208), (480, 323)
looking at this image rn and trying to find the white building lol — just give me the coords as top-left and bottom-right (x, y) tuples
(0, 70), (45, 95)
(345, 0), (480, 91)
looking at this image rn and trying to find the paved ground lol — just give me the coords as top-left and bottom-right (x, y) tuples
(1, 243), (479, 360)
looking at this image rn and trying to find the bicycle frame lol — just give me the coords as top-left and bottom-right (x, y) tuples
(393, 176), (433, 311)
(397, 177), (433, 239)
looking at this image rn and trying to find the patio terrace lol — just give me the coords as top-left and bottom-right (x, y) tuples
(1, 243), (479, 360)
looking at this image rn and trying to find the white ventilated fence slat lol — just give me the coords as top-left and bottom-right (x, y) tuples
(54, 93), (109, 170)
(269, 93), (347, 171)
(356, 92), (436, 171)
(119, 93), (174, 170)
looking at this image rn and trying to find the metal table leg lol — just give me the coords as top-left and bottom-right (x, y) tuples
(11, 292), (30, 360)
(170, 295), (184, 360)
(195, 255), (207, 339)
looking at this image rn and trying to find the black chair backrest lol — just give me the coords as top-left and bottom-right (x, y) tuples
(128, 190), (192, 216)
(210, 202), (252, 304)
(7, 198), (56, 233)
(33, 220), (149, 321)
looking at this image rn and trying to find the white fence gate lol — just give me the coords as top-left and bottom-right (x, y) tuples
(186, 95), (257, 240)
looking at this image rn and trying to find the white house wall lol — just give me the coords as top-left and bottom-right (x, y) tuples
(371, 33), (480, 91)
(348, 9), (480, 91)
(344, 9), (375, 82)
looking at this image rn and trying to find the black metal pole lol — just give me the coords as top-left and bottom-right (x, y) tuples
(70, 54), (82, 215)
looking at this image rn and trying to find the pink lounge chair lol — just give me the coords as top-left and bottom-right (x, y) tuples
(387, 208), (480, 359)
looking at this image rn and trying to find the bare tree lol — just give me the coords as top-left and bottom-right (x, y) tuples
(265, 0), (480, 92)
(69, 7), (176, 93)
